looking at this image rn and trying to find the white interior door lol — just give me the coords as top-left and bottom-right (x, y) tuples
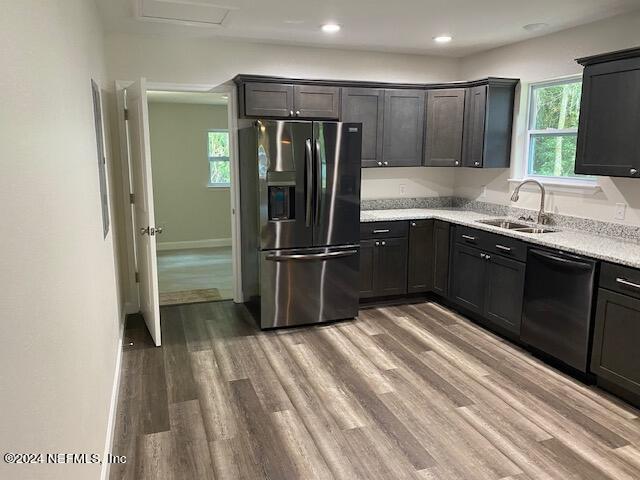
(125, 78), (162, 346)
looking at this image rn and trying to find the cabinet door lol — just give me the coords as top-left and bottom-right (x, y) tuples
(451, 243), (486, 314)
(433, 220), (451, 296)
(293, 85), (340, 119)
(382, 89), (426, 166)
(591, 288), (640, 396)
(575, 58), (640, 177)
(484, 254), (525, 334)
(462, 85), (487, 168)
(407, 220), (434, 293)
(424, 89), (465, 167)
(359, 239), (377, 299)
(244, 82), (294, 117)
(376, 237), (408, 296)
(341, 88), (384, 167)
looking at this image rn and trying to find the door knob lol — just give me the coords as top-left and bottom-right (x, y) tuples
(155, 227), (163, 235)
(140, 227), (149, 235)
(140, 226), (163, 236)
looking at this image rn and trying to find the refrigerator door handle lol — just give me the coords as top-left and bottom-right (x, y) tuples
(305, 139), (313, 227)
(314, 139), (322, 225)
(265, 249), (358, 262)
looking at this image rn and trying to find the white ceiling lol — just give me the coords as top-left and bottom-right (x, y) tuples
(147, 91), (229, 105)
(97, 0), (640, 57)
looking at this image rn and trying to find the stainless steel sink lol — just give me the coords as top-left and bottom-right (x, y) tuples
(476, 219), (530, 229)
(513, 227), (556, 234)
(476, 218), (557, 234)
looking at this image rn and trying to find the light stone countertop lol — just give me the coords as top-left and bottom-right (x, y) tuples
(361, 208), (640, 269)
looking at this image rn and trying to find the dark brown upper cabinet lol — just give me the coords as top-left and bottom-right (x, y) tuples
(462, 80), (517, 168)
(242, 81), (340, 119)
(382, 89), (425, 167)
(424, 89), (465, 167)
(575, 47), (640, 178)
(341, 88), (384, 167)
(244, 82), (294, 118)
(293, 85), (340, 119)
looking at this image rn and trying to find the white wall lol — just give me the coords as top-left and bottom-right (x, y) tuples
(105, 33), (461, 201)
(0, 2), (123, 479)
(149, 102), (232, 245)
(457, 11), (640, 225)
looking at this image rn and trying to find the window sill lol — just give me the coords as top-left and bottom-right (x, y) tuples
(207, 184), (231, 189)
(507, 177), (602, 195)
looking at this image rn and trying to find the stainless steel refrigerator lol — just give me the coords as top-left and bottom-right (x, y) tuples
(238, 120), (362, 329)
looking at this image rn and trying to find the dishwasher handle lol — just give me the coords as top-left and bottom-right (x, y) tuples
(529, 249), (594, 271)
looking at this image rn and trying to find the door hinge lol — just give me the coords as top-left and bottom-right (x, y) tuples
(124, 108), (129, 121)
(134, 271), (140, 283)
(129, 193), (135, 204)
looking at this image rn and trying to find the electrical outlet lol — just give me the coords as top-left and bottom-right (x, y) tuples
(615, 203), (627, 221)
(399, 184), (407, 195)
(480, 185), (487, 198)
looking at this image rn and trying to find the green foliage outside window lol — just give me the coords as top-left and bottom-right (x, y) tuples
(208, 130), (230, 186)
(528, 80), (584, 178)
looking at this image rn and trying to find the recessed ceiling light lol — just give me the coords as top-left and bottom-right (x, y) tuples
(523, 23), (549, 32)
(321, 23), (341, 33)
(433, 35), (452, 44)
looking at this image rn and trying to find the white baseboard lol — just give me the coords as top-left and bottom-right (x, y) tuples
(100, 312), (126, 480)
(157, 238), (232, 251)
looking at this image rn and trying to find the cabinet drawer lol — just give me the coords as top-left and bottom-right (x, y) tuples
(483, 232), (527, 262)
(453, 225), (487, 248)
(360, 221), (408, 239)
(600, 262), (640, 300)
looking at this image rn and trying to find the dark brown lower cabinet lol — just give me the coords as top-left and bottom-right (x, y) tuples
(433, 220), (451, 296)
(407, 220), (435, 293)
(359, 237), (408, 298)
(451, 244), (486, 314)
(484, 254), (526, 334)
(591, 288), (640, 397)
(451, 242), (526, 334)
(359, 240), (377, 299)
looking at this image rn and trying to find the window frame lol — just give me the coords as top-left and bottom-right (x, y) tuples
(522, 75), (597, 187)
(207, 128), (231, 188)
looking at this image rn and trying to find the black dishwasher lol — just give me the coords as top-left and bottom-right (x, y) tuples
(521, 248), (597, 373)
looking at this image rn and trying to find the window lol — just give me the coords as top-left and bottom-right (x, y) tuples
(526, 77), (591, 182)
(208, 129), (230, 187)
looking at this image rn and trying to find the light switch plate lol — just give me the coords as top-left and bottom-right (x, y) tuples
(615, 203), (627, 220)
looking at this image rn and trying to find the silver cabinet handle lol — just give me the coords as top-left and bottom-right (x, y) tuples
(454, 161), (460, 166)
(377, 161), (383, 166)
(289, 110), (294, 116)
(383, 161), (389, 166)
(373, 229), (390, 234)
(375, 241), (380, 246)
(495, 244), (511, 252)
(411, 222), (417, 227)
(295, 110), (301, 116)
(480, 253), (486, 259)
(474, 161), (480, 166)
(485, 254), (491, 260)
(631, 168), (638, 175)
(381, 241), (386, 246)
(266, 249), (358, 262)
(616, 277), (640, 290)
(462, 234), (476, 241)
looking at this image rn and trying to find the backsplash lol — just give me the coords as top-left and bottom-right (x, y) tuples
(362, 196), (640, 242)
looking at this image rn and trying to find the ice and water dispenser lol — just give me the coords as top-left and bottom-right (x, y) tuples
(267, 172), (296, 221)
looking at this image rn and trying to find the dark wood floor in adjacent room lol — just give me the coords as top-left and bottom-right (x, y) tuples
(110, 300), (640, 480)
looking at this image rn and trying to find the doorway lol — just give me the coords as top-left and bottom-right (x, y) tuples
(146, 90), (234, 306)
